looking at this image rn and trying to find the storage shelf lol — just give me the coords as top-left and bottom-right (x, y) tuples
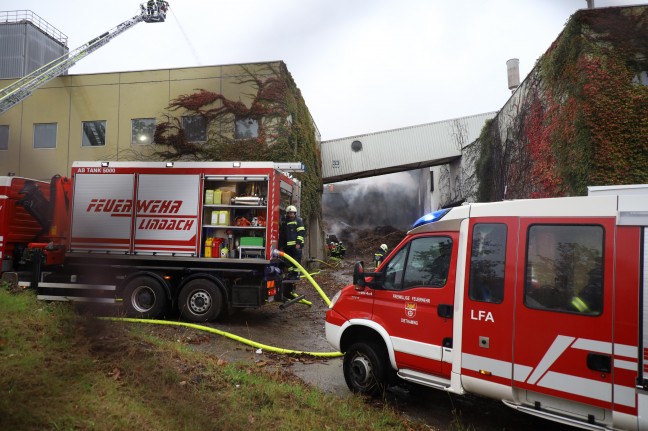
(203, 204), (266, 209)
(203, 225), (265, 229)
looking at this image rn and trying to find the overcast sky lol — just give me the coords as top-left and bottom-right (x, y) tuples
(2, 0), (642, 141)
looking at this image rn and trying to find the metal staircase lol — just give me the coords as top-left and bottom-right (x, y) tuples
(0, 3), (167, 115)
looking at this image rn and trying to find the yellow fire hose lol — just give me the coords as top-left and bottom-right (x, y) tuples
(101, 253), (340, 357)
(277, 250), (331, 307)
(100, 316), (342, 357)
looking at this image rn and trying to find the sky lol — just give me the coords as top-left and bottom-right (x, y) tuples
(1, 0), (643, 141)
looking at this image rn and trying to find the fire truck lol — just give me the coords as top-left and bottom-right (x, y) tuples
(326, 185), (648, 430)
(1, 161), (304, 321)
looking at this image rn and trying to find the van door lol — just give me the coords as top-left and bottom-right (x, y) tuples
(371, 232), (458, 377)
(513, 218), (615, 416)
(460, 218), (518, 390)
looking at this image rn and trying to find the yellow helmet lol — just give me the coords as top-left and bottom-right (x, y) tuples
(286, 205), (297, 213)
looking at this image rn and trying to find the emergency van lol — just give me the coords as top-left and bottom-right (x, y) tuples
(326, 185), (648, 430)
(1, 161), (304, 321)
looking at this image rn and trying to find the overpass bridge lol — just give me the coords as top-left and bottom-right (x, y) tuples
(320, 112), (496, 184)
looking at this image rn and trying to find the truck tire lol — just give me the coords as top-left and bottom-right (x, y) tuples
(123, 276), (167, 319)
(179, 279), (223, 322)
(343, 341), (389, 396)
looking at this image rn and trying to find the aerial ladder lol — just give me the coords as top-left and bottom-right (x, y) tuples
(0, 1), (169, 115)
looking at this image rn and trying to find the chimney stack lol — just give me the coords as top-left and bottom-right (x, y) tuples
(506, 58), (520, 93)
(586, 0), (595, 9)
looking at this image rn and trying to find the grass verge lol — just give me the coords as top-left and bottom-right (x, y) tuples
(0, 285), (430, 431)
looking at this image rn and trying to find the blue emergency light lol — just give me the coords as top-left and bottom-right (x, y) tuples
(412, 208), (451, 228)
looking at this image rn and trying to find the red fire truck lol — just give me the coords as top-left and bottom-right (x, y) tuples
(1, 161), (304, 321)
(326, 185), (648, 430)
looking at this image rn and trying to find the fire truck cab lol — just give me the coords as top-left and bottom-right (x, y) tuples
(326, 185), (648, 430)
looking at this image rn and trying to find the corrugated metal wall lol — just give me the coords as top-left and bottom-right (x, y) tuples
(0, 16), (68, 79)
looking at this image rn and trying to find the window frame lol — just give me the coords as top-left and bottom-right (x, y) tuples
(182, 115), (207, 142)
(468, 223), (508, 304)
(33, 123), (57, 149)
(0, 125), (8, 150)
(382, 235), (453, 291)
(81, 120), (107, 147)
(234, 116), (260, 139)
(523, 223), (604, 316)
(131, 118), (156, 145)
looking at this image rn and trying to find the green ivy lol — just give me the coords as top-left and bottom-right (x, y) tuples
(476, 6), (648, 200)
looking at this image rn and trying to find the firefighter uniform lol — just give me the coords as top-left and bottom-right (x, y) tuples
(279, 206), (306, 280)
(374, 244), (388, 269)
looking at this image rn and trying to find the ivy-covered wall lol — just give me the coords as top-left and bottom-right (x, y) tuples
(477, 6), (648, 201)
(150, 61), (322, 233)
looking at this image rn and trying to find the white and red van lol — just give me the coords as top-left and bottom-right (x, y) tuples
(326, 185), (648, 430)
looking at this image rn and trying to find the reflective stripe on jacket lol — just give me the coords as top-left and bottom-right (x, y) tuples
(283, 217), (306, 248)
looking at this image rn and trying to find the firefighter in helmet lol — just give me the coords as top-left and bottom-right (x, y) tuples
(374, 243), (388, 269)
(279, 205), (306, 282)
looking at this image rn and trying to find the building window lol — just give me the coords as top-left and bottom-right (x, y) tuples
(82, 120), (106, 147)
(34, 123), (57, 149)
(0, 125), (8, 150)
(468, 223), (507, 303)
(182, 115), (207, 142)
(524, 224), (604, 315)
(131, 118), (156, 145)
(235, 117), (259, 139)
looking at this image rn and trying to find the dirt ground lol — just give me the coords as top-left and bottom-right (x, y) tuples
(141, 246), (572, 431)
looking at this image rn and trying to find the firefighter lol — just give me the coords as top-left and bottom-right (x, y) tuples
(570, 266), (603, 314)
(157, 0), (169, 13)
(374, 243), (388, 269)
(146, 0), (155, 15)
(279, 205), (306, 282)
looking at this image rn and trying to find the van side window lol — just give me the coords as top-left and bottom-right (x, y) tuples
(524, 224), (603, 315)
(383, 236), (453, 291)
(468, 223), (507, 303)
(403, 237), (453, 289)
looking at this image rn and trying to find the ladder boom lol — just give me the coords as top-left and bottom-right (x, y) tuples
(0, 3), (167, 115)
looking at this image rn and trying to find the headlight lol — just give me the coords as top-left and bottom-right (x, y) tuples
(329, 290), (341, 308)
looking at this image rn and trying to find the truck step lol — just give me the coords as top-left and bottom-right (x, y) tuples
(502, 400), (608, 431)
(397, 369), (451, 390)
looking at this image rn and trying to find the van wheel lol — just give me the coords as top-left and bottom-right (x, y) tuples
(123, 276), (167, 319)
(179, 279), (223, 322)
(343, 341), (389, 396)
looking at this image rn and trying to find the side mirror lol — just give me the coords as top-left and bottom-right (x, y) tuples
(353, 261), (366, 289)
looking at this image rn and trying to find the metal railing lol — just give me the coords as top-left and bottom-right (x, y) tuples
(0, 10), (68, 46)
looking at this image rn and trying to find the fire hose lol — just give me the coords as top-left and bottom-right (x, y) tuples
(101, 251), (340, 357)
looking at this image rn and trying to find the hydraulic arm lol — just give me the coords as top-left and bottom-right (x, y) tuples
(0, 2), (168, 115)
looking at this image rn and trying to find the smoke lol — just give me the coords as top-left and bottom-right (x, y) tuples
(322, 170), (422, 243)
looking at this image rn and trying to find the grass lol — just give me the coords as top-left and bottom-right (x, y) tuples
(0, 284), (432, 431)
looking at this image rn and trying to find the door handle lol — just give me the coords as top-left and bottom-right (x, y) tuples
(438, 303), (453, 319)
(587, 352), (611, 373)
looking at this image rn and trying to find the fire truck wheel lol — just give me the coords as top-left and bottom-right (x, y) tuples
(179, 279), (223, 322)
(343, 341), (388, 397)
(123, 276), (167, 319)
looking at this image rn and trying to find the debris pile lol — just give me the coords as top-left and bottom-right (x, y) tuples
(325, 224), (405, 259)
